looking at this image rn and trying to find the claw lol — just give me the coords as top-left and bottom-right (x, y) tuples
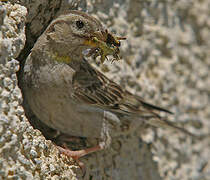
(56, 145), (103, 177)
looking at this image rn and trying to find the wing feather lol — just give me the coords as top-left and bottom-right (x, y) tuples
(72, 60), (172, 116)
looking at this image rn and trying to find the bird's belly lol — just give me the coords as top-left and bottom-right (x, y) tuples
(26, 87), (105, 138)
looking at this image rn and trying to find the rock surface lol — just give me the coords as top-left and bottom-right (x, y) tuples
(0, 0), (209, 180)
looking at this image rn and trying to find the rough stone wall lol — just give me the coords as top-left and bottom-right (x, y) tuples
(0, 0), (209, 180)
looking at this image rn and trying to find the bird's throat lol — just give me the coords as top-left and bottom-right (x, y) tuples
(52, 51), (72, 64)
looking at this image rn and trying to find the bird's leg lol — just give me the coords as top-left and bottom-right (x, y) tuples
(54, 133), (104, 159)
(57, 144), (103, 160)
(56, 144), (103, 177)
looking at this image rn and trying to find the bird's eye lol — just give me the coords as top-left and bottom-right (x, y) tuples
(76, 20), (84, 29)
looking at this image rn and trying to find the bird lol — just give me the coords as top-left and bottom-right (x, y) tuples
(23, 10), (193, 165)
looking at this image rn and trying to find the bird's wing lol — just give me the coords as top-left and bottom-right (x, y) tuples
(72, 60), (172, 117)
(71, 60), (198, 138)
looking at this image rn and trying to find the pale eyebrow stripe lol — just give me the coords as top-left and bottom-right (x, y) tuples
(69, 10), (103, 28)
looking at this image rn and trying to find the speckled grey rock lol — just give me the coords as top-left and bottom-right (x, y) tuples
(1, 0), (210, 180)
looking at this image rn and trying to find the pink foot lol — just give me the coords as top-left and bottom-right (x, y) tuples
(57, 145), (102, 177)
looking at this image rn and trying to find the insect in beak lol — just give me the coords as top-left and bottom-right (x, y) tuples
(84, 29), (126, 63)
(105, 29), (126, 47)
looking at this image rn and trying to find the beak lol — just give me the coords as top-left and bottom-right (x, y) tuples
(84, 29), (126, 47)
(83, 31), (106, 47)
(83, 29), (126, 63)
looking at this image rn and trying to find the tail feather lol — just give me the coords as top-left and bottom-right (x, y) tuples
(140, 101), (173, 114)
(146, 117), (196, 137)
(121, 94), (196, 138)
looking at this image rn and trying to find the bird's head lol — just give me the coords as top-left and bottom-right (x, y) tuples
(38, 11), (125, 64)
